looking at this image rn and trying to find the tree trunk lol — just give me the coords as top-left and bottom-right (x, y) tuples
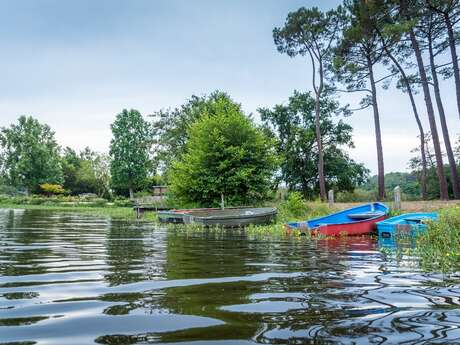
(129, 187), (134, 200)
(315, 91), (327, 202)
(367, 56), (385, 201)
(444, 13), (460, 120)
(381, 40), (428, 199)
(314, 59), (327, 202)
(428, 32), (460, 199)
(409, 28), (449, 200)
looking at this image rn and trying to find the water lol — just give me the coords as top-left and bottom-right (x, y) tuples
(1, 209), (460, 344)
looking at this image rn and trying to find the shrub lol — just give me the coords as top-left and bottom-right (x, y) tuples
(280, 191), (308, 218)
(39, 183), (66, 196)
(113, 197), (133, 207)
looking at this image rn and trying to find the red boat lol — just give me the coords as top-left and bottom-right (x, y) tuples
(285, 202), (389, 236)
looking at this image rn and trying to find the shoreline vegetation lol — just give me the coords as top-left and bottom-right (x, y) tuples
(1, 196), (460, 272)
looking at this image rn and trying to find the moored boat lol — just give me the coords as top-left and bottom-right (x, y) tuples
(285, 202), (389, 236)
(376, 212), (438, 238)
(157, 207), (277, 227)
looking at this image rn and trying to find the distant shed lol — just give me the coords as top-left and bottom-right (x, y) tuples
(152, 186), (168, 197)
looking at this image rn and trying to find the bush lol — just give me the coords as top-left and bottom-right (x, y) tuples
(39, 183), (66, 196)
(0, 185), (24, 196)
(280, 191), (308, 218)
(113, 197), (133, 207)
(336, 189), (377, 202)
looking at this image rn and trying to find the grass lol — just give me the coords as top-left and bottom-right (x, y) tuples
(0, 202), (157, 221)
(414, 206), (460, 273)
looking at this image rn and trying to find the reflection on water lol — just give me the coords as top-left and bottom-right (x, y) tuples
(1, 209), (460, 344)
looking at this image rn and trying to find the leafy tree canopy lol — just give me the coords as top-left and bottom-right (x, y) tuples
(61, 147), (111, 197)
(168, 99), (279, 207)
(259, 91), (368, 198)
(109, 109), (152, 198)
(151, 91), (240, 174)
(0, 116), (63, 193)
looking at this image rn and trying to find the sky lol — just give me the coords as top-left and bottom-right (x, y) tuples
(1, 0), (459, 174)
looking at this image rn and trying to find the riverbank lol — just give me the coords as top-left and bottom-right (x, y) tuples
(1, 200), (460, 272)
(1, 199), (457, 223)
(0, 203), (157, 221)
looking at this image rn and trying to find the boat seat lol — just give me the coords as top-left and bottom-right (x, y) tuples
(347, 212), (384, 220)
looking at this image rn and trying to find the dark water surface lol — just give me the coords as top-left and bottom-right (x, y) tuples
(1, 209), (460, 344)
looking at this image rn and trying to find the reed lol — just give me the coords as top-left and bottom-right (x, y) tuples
(415, 206), (460, 273)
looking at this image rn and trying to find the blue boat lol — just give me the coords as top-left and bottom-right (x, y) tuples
(285, 202), (389, 236)
(376, 212), (438, 238)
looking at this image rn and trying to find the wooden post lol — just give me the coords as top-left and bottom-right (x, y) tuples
(328, 190), (334, 208)
(394, 186), (401, 211)
(221, 193), (225, 210)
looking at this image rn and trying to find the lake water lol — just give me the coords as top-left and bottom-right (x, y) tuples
(1, 209), (460, 344)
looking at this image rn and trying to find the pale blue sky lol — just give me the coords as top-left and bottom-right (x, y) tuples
(1, 0), (459, 174)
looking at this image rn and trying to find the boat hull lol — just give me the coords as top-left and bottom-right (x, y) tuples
(158, 207), (277, 227)
(376, 212), (438, 238)
(285, 202), (389, 237)
(311, 215), (387, 236)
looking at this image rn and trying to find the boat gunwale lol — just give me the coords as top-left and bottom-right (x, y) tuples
(158, 207), (277, 221)
(376, 212), (438, 226)
(287, 202), (389, 228)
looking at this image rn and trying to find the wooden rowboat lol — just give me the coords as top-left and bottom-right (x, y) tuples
(157, 207), (277, 227)
(285, 202), (389, 236)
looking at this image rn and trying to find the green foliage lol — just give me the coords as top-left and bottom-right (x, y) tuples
(336, 188), (377, 202)
(361, 172), (421, 200)
(409, 136), (460, 200)
(416, 207), (460, 273)
(113, 197), (134, 207)
(273, 6), (345, 59)
(279, 191), (309, 218)
(110, 109), (152, 197)
(0, 116), (63, 193)
(0, 194), (104, 206)
(151, 91), (240, 174)
(61, 147), (111, 198)
(169, 97), (278, 207)
(39, 183), (65, 195)
(260, 91), (368, 198)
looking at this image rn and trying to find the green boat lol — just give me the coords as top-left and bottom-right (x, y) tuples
(157, 207), (277, 227)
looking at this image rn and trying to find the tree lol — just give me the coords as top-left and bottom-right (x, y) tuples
(273, 6), (345, 201)
(259, 91), (368, 198)
(61, 147), (111, 197)
(109, 109), (152, 199)
(151, 91), (240, 174)
(372, 4), (429, 199)
(423, 10), (460, 198)
(0, 116), (63, 193)
(410, 133), (459, 199)
(398, 0), (449, 200)
(91, 152), (111, 199)
(333, 0), (387, 200)
(428, 0), (460, 120)
(169, 100), (278, 207)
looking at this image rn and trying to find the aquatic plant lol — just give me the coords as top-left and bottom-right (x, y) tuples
(415, 206), (460, 273)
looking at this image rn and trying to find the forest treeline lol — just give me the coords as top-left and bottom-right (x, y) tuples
(1, 0), (460, 205)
